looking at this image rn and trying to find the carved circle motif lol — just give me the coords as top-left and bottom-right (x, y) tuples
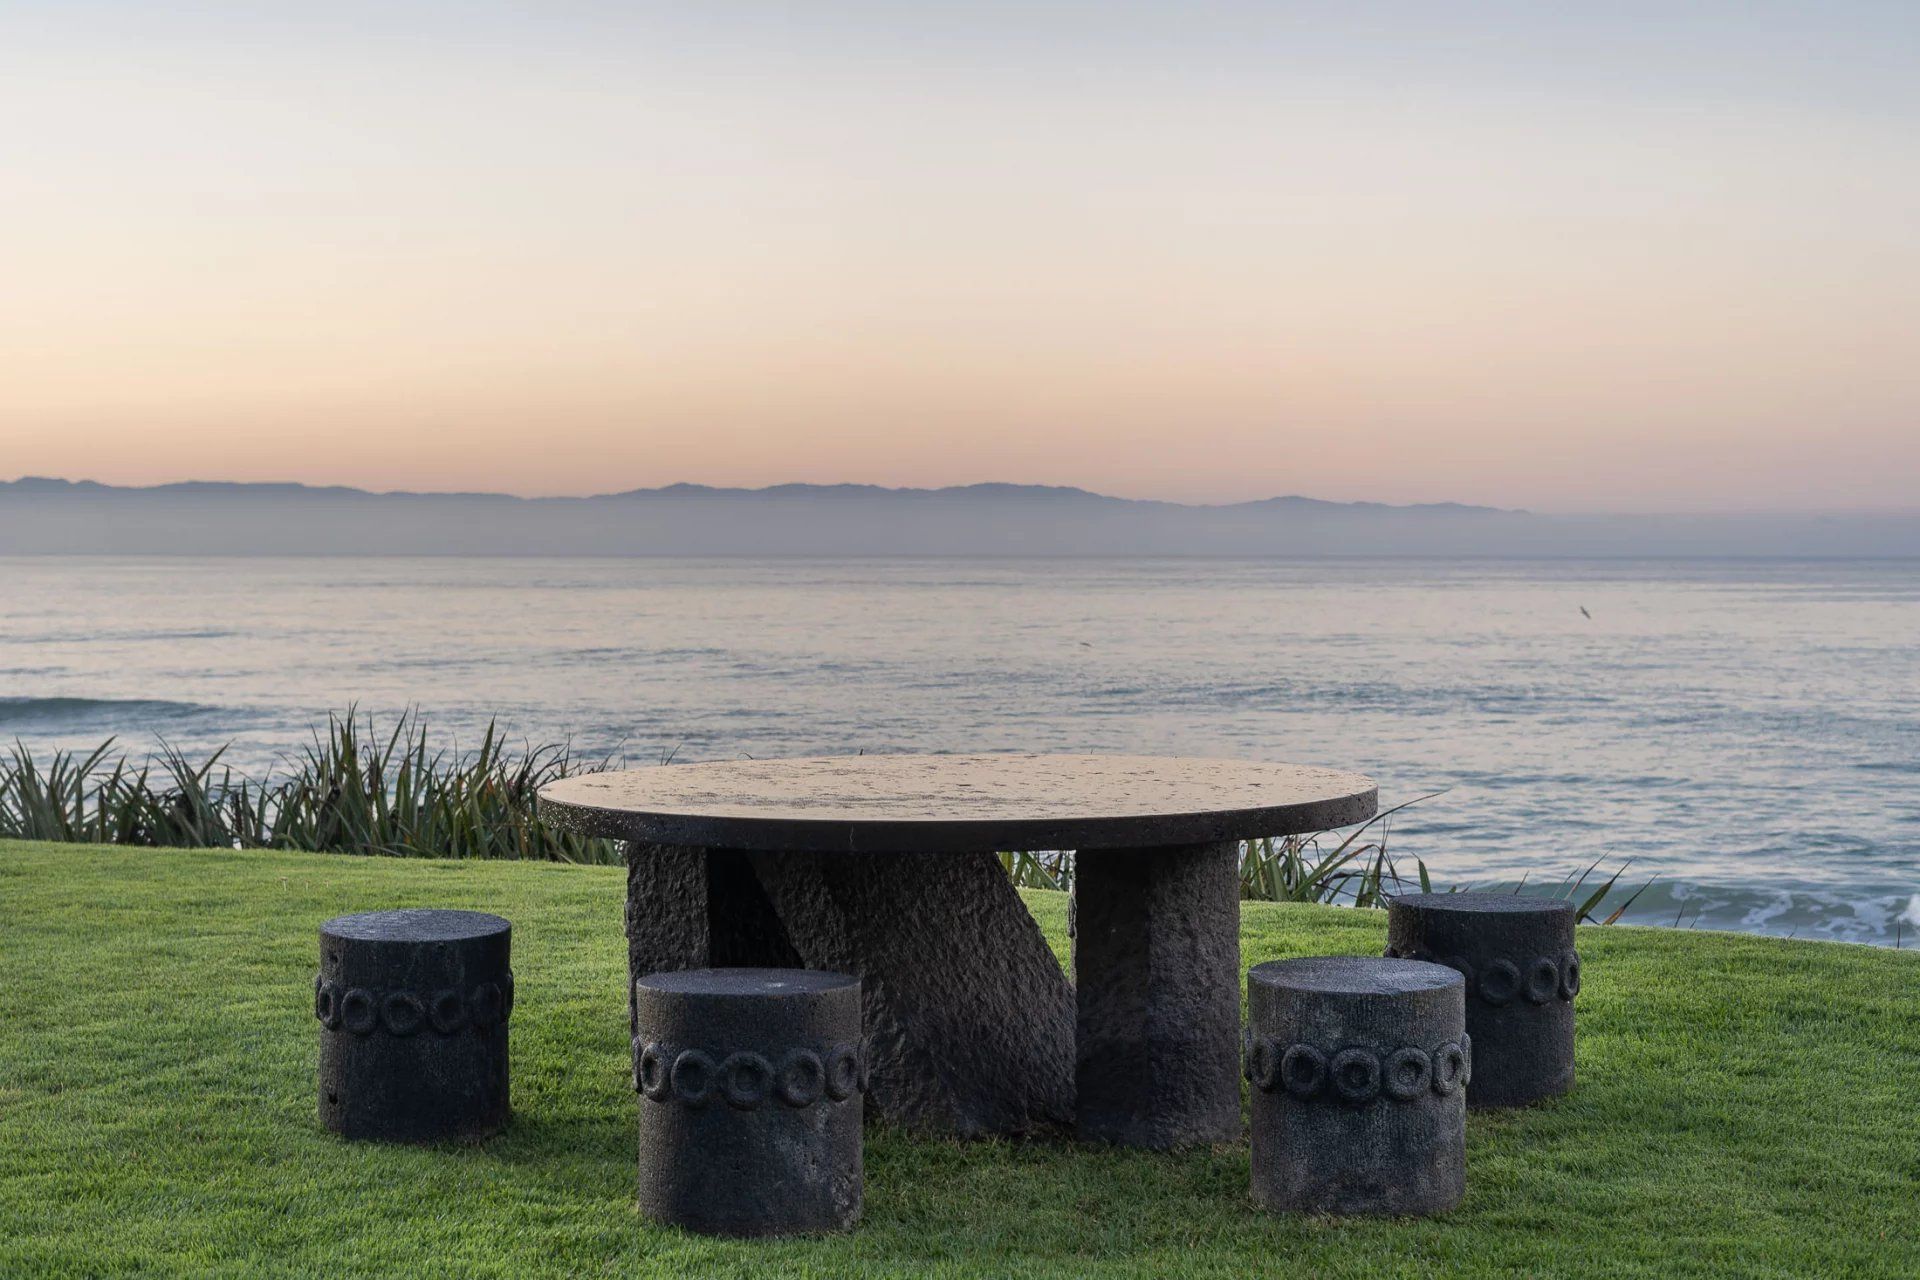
(825, 1045), (862, 1102)
(381, 991), (425, 1037)
(470, 982), (505, 1026)
(430, 989), (467, 1034)
(1249, 1035), (1471, 1104)
(340, 988), (377, 1035)
(638, 1043), (865, 1109)
(1247, 1035), (1281, 1092)
(1280, 1043), (1327, 1099)
(1431, 1042), (1466, 1095)
(721, 1052), (774, 1110)
(776, 1050), (825, 1107)
(1525, 956), (1560, 1005)
(1331, 1048), (1382, 1103)
(671, 1049), (717, 1106)
(1560, 951), (1582, 999)
(1384, 1046), (1432, 1101)
(1478, 958), (1522, 1007)
(313, 976), (514, 1035)
(638, 1043), (671, 1101)
(314, 977), (342, 1029)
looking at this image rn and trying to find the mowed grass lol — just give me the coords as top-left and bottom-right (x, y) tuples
(1, 842), (1916, 1279)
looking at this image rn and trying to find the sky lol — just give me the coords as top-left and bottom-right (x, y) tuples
(2, 3), (1917, 513)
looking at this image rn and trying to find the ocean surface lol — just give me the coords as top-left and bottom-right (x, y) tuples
(3, 556), (1917, 944)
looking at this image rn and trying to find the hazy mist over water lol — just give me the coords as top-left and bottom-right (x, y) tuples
(3, 555), (1917, 944)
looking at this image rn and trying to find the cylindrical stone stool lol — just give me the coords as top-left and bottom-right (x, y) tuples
(315, 909), (512, 1142)
(634, 968), (863, 1237)
(1247, 957), (1467, 1217)
(1385, 892), (1578, 1108)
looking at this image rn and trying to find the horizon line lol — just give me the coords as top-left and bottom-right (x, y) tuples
(8, 473), (1920, 520)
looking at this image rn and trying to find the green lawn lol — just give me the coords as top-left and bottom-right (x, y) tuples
(1, 841), (1916, 1278)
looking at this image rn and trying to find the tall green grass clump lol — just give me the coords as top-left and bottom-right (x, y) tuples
(1002, 792), (1647, 921)
(6, 713), (1645, 916)
(0, 710), (619, 863)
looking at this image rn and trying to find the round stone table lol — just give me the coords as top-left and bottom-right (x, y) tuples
(539, 753), (1376, 1148)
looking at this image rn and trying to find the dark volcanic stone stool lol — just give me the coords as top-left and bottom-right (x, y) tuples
(1386, 893), (1578, 1108)
(1246, 957), (1467, 1217)
(634, 968), (863, 1237)
(315, 909), (512, 1142)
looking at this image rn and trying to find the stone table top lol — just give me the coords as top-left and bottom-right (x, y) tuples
(320, 908), (511, 943)
(538, 753), (1377, 854)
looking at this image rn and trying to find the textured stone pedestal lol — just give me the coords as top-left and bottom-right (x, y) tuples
(624, 842), (1076, 1137)
(1071, 841), (1242, 1148)
(1247, 957), (1467, 1217)
(634, 968), (863, 1237)
(316, 909), (512, 1143)
(540, 753), (1378, 1142)
(1386, 893), (1578, 1108)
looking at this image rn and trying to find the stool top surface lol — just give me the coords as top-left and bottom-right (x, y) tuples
(637, 967), (859, 998)
(1250, 956), (1462, 996)
(1388, 891), (1576, 917)
(321, 908), (510, 942)
(539, 753), (1376, 853)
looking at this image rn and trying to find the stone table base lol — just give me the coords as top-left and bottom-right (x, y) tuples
(624, 841), (1075, 1137)
(1071, 841), (1243, 1148)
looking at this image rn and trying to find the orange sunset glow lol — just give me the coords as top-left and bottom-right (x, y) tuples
(4, 4), (1918, 512)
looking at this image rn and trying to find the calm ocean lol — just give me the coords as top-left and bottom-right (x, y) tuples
(4, 555), (1917, 944)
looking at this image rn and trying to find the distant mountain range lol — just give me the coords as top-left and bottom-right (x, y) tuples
(2, 477), (1916, 556)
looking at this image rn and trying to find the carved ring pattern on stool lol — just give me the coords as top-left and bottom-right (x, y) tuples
(1330, 1047), (1382, 1102)
(430, 989), (467, 1034)
(721, 1052), (774, 1110)
(1250, 1036), (1472, 1103)
(1248, 1035), (1282, 1093)
(1477, 958), (1522, 1006)
(1384, 949), (1580, 1005)
(1383, 1046), (1432, 1100)
(638, 1043), (865, 1108)
(776, 1049), (825, 1107)
(1279, 1043), (1328, 1099)
(381, 991), (425, 1037)
(1524, 956), (1560, 1005)
(314, 977), (514, 1035)
(314, 977), (342, 1029)
(670, 1049), (717, 1106)
(825, 1044), (862, 1102)
(340, 988), (377, 1035)
(638, 1042), (671, 1101)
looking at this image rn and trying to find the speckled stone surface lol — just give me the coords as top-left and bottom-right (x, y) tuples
(539, 754), (1378, 853)
(1386, 892), (1579, 1109)
(316, 910), (512, 1143)
(1247, 957), (1467, 1217)
(1071, 841), (1242, 1149)
(634, 968), (862, 1237)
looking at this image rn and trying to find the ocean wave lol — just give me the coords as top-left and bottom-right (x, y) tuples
(0, 696), (222, 727)
(1599, 878), (1920, 946)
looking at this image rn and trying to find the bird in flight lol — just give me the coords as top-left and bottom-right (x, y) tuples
(1579, 606), (1592, 620)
